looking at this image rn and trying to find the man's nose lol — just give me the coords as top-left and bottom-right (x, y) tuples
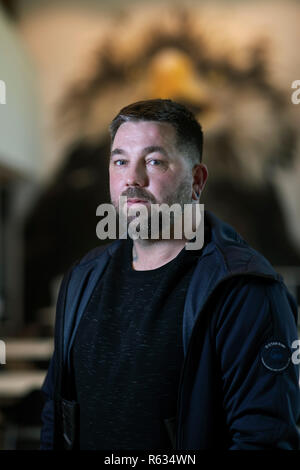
(125, 161), (148, 187)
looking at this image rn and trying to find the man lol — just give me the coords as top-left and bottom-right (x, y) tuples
(40, 99), (300, 450)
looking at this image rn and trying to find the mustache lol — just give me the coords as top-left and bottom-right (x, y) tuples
(121, 188), (156, 203)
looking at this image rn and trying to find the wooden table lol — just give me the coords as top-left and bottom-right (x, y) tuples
(0, 338), (52, 406)
(4, 338), (53, 362)
(0, 371), (46, 399)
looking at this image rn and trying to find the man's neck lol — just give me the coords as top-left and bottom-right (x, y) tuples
(131, 238), (187, 271)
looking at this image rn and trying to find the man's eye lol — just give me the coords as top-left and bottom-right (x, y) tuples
(147, 159), (162, 166)
(114, 159), (126, 166)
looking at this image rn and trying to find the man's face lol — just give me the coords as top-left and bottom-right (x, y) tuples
(109, 120), (194, 227)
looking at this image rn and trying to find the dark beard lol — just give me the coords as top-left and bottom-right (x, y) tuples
(115, 206), (184, 240)
(112, 176), (192, 239)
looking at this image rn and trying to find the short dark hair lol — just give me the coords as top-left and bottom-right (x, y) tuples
(109, 99), (203, 165)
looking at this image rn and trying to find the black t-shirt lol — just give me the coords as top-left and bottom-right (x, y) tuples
(71, 238), (199, 450)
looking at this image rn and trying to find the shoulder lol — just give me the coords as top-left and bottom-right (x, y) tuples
(56, 240), (124, 295)
(73, 239), (123, 268)
(213, 275), (298, 332)
(204, 210), (282, 280)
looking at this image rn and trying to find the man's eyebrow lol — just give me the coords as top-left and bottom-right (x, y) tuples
(110, 146), (169, 159)
(110, 148), (126, 158)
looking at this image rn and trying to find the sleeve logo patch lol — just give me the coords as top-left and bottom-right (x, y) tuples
(260, 341), (291, 372)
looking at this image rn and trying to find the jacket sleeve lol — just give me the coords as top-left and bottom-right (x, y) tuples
(39, 264), (74, 450)
(39, 246), (112, 450)
(40, 351), (56, 450)
(215, 277), (300, 450)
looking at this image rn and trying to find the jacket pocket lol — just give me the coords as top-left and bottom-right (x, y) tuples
(164, 416), (176, 449)
(61, 398), (79, 450)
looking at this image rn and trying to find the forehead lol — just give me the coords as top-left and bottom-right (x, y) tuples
(112, 120), (177, 149)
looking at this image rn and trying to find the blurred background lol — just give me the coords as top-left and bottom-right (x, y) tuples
(0, 0), (299, 449)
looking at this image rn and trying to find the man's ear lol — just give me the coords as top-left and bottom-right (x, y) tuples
(192, 163), (208, 199)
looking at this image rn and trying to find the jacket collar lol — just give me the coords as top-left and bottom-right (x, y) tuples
(203, 210), (281, 280)
(101, 210), (280, 280)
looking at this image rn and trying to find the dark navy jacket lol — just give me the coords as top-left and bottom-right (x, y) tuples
(40, 211), (300, 450)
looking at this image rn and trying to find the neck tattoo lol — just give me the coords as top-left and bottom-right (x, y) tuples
(132, 245), (138, 262)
